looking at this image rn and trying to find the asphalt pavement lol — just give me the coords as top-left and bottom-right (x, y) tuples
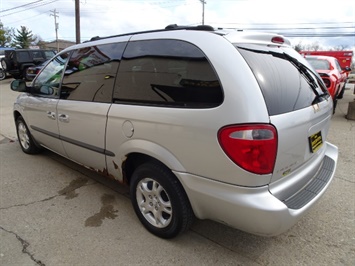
(0, 78), (354, 265)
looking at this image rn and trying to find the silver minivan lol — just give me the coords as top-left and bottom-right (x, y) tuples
(10, 25), (338, 239)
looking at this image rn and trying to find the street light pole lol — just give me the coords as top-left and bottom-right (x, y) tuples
(200, 0), (206, 25)
(50, 9), (59, 51)
(75, 0), (80, 44)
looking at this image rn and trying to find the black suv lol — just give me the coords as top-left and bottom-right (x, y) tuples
(1, 49), (56, 79)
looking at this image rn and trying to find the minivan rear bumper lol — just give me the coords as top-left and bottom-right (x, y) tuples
(175, 142), (338, 236)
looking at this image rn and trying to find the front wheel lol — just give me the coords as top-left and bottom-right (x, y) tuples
(16, 116), (41, 154)
(130, 162), (194, 238)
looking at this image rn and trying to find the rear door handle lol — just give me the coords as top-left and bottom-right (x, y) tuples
(46, 111), (56, 120)
(58, 114), (69, 123)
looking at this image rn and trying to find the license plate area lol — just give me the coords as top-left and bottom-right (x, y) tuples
(309, 131), (323, 153)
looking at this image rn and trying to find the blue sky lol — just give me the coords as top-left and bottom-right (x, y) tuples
(1, 0), (354, 50)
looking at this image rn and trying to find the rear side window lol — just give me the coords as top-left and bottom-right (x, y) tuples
(17, 51), (31, 62)
(114, 39), (223, 108)
(61, 42), (126, 103)
(236, 45), (325, 115)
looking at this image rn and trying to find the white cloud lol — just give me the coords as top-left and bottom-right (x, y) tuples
(1, 0), (354, 50)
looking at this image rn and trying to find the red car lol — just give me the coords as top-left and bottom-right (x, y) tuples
(306, 56), (348, 110)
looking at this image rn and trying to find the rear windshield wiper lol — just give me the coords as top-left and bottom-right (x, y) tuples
(238, 47), (329, 105)
(280, 52), (329, 104)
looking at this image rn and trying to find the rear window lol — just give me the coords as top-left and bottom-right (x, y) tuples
(306, 58), (330, 70)
(236, 44), (326, 116)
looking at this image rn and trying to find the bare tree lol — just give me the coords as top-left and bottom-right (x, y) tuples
(331, 45), (349, 51)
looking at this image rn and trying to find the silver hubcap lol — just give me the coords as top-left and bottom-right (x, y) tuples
(136, 178), (172, 228)
(18, 122), (30, 150)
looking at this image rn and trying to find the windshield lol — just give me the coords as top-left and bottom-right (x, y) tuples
(235, 44), (329, 116)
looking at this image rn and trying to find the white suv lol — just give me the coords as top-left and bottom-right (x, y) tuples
(10, 25), (338, 238)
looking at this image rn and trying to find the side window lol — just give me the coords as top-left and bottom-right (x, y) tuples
(17, 51), (31, 62)
(45, 50), (56, 59)
(114, 39), (223, 108)
(32, 52), (70, 98)
(31, 51), (45, 61)
(334, 60), (342, 72)
(61, 42), (126, 103)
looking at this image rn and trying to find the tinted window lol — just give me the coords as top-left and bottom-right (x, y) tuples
(32, 52), (70, 97)
(44, 50), (56, 59)
(114, 39), (223, 108)
(17, 51), (31, 62)
(31, 51), (45, 60)
(61, 42), (126, 102)
(236, 45), (326, 115)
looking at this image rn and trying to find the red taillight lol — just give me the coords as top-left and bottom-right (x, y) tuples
(218, 124), (278, 175)
(271, 36), (284, 44)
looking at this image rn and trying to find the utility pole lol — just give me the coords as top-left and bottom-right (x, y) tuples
(199, 0), (206, 25)
(75, 0), (80, 44)
(50, 9), (59, 51)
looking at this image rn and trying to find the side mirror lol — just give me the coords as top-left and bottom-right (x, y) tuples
(343, 66), (351, 72)
(10, 79), (30, 92)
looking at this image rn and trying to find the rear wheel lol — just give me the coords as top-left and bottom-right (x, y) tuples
(22, 67), (28, 80)
(0, 69), (5, 80)
(1, 58), (7, 71)
(130, 162), (194, 238)
(337, 83), (346, 99)
(16, 116), (41, 154)
(332, 97), (338, 114)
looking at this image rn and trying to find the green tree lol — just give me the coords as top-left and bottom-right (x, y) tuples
(0, 22), (13, 47)
(13, 26), (34, 48)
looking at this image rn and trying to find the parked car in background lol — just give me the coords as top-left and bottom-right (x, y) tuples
(9, 25), (338, 239)
(347, 70), (355, 84)
(1, 49), (55, 79)
(25, 60), (49, 81)
(300, 50), (353, 77)
(0, 47), (15, 80)
(305, 55), (348, 111)
(0, 60), (5, 81)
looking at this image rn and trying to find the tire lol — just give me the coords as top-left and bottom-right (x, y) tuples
(23, 67), (28, 81)
(337, 84), (346, 99)
(0, 69), (5, 80)
(332, 97), (337, 114)
(1, 58), (7, 71)
(16, 116), (41, 154)
(130, 162), (194, 238)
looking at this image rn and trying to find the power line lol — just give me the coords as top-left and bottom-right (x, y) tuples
(0, 0), (44, 13)
(1, 0), (59, 17)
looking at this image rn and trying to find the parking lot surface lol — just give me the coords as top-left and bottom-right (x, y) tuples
(1, 78), (354, 265)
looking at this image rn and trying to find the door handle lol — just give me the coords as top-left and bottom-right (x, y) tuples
(46, 111), (56, 120)
(58, 114), (69, 123)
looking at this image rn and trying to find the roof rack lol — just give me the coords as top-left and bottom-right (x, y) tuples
(89, 24), (215, 42)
